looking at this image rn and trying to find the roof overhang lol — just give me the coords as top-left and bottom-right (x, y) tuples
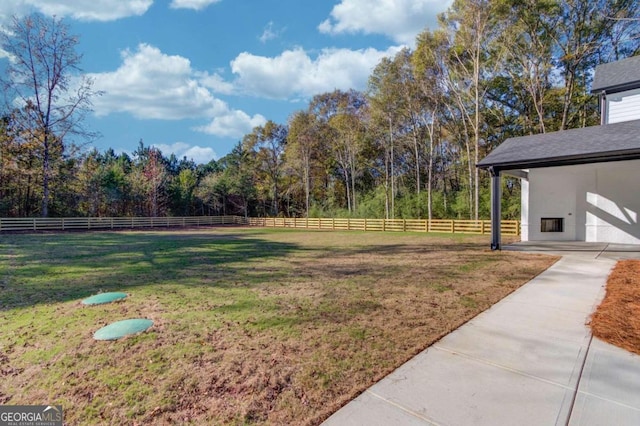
(591, 56), (640, 94)
(591, 80), (640, 95)
(477, 119), (640, 174)
(478, 149), (640, 173)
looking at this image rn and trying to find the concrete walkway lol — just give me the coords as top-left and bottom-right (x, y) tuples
(323, 245), (640, 425)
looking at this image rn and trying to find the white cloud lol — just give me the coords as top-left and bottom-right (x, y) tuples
(152, 142), (218, 164)
(195, 71), (235, 95)
(89, 44), (217, 120)
(0, 0), (153, 22)
(230, 46), (402, 99)
(89, 43), (264, 139)
(0, 3), (24, 24)
(183, 145), (218, 163)
(195, 110), (266, 138)
(169, 0), (222, 11)
(259, 21), (282, 44)
(319, 0), (451, 44)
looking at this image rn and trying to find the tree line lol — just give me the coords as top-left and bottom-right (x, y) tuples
(1, 0), (639, 219)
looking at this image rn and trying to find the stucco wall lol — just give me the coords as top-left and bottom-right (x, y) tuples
(520, 160), (640, 243)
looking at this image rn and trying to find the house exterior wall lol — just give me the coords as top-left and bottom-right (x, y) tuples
(606, 88), (640, 124)
(520, 160), (640, 244)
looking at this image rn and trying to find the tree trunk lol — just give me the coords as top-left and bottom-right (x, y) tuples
(561, 69), (575, 130)
(412, 125), (421, 197)
(441, 141), (448, 215)
(344, 168), (351, 213)
(304, 159), (310, 218)
(384, 140), (390, 220)
(273, 179), (278, 216)
(466, 135), (473, 220)
(415, 144), (420, 197)
(473, 34), (481, 221)
(350, 152), (357, 213)
(390, 121), (395, 219)
(391, 142), (395, 219)
(41, 134), (50, 218)
(427, 122), (435, 221)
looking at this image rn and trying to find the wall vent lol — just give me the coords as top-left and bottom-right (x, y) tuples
(541, 218), (564, 232)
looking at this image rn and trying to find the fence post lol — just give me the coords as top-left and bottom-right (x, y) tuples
(481, 220), (485, 235)
(450, 220), (454, 233)
(403, 219), (406, 232)
(364, 218), (367, 232)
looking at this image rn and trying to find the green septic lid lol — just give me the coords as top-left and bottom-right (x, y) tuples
(93, 319), (154, 340)
(82, 292), (128, 305)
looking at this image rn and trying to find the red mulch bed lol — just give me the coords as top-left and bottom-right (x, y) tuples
(590, 260), (640, 356)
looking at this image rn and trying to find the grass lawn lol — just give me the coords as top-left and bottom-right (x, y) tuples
(0, 227), (557, 425)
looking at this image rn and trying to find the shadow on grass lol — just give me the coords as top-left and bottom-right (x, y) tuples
(347, 242), (490, 256)
(0, 230), (302, 310)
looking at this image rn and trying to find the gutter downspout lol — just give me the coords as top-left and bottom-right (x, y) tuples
(600, 91), (606, 126)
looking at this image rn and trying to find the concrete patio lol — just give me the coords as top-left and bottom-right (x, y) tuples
(323, 244), (640, 425)
(505, 241), (640, 260)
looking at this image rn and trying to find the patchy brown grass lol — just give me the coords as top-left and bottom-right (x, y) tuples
(590, 260), (640, 356)
(0, 228), (557, 425)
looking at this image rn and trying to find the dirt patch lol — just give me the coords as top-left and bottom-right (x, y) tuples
(590, 260), (640, 356)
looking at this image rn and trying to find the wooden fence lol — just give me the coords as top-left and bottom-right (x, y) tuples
(0, 216), (242, 232)
(0, 216), (520, 236)
(246, 217), (520, 236)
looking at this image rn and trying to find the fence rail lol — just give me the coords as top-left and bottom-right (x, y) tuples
(245, 217), (520, 236)
(0, 216), (520, 236)
(0, 216), (242, 232)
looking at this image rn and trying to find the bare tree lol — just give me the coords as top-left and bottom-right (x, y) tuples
(287, 111), (319, 218)
(441, 0), (504, 220)
(1, 14), (99, 217)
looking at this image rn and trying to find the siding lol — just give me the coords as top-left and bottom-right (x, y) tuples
(607, 88), (640, 124)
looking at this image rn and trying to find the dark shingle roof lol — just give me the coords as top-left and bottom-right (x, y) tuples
(477, 119), (640, 171)
(592, 55), (640, 94)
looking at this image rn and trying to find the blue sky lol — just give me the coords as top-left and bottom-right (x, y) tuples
(0, 0), (451, 163)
